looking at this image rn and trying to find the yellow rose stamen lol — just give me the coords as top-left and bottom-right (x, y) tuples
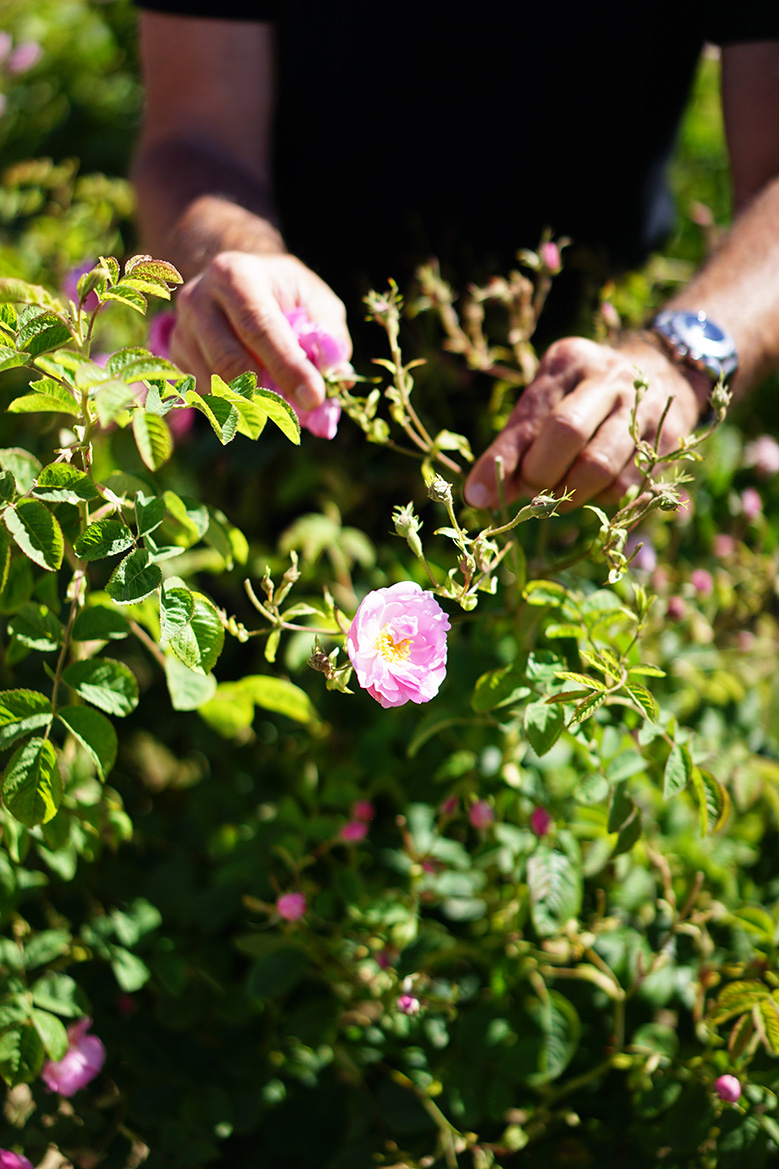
(375, 625), (411, 663)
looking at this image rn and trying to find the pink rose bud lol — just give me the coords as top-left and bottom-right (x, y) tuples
(469, 800), (494, 829)
(530, 807), (552, 837)
(714, 1074), (742, 1103)
(690, 568), (713, 596)
(340, 819), (369, 843)
(421, 858), (442, 874)
(40, 1017), (105, 1096)
(714, 534), (736, 559)
(396, 994), (420, 1015)
(352, 800), (375, 822)
(744, 435), (779, 477)
(7, 41), (42, 74)
(276, 891), (307, 921)
(540, 242), (561, 272)
(346, 582), (450, 709)
(741, 487), (762, 521)
(376, 947), (397, 969)
(666, 596), (686, 621)
(440, 795), (459, 817)
(0, 1151), (34, 1169)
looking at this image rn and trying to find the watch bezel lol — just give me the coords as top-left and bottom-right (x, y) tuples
(650, 309), (738, 385)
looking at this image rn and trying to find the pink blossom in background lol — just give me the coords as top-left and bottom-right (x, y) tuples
(396, 994), (420, 1016)
(63, 261), (99, 312)
(675, 490), (694, 525)
(277, 892), (307, 921)
(0, 1151), (34, 1169)
(600, 301), (620, 330)
(737, 631), (756, 653)
(340, 820), (369, 843)
(346, 582), (450, 709)
(744, 434), (779, 477)
(625, 533), (657, 573)
(40, 1017), (105, 1096)
(741, 487), (763, 521)
(262, 306), (350, 439)
(713, 534), (736, 559)
(714, 1074), (742, 1103)
(540, 242), (561, 272)
(440, 795), (459, 817)
(469, 800), (494, 829)
(7, 41), (41, 74)
(375, 948), (397, 969)
(690, 568), (713, 596)
(148, 311), (176, 359)
(530, 807), (552, 837)
(666, 596), (686, 621)
(352, 800), (375, 822)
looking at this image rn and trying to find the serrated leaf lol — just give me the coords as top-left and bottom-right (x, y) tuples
(162, 492), (209, 546)
(71, 606), (131, 642)
(0, 470), (15, 504)
(34, 464), (100, 504)
(135, 493), (165, 538)
(62, 658), (138, 717)
(16, 310), (70, 356)
(93, 379), (138, 427)
(0, 1022), (45, 1087)
(106, 347), (182, 383)
(527, 846), (582, 937)
(625, 682), (658, 722)
(664, 743), (692, 799)
(32, 1009), (68, 1061)
(110, 946), (151, 992)
(728, 1013), (755, 1062)
(0, 690), (52, 750)
(0, 449), (41, 493)
(580, 647), (623, 683)
(243, 675), (318, 724)
(8, 378), (79, 415)
(168, 593), (224, 673)
(0, 347), (26, 374)
(105, 549), (162, 605)
(165, 655), (217, 711)
(0, 278), (58, 308)
(755, 998), (779, 1055)
(5, 501), (63, 571)
(472, 663), (530, 712)
(74, 519), (134, 562)
(8, 602), (62, 651)
(628, 664), (666, 678)
(186, 390), (239, 444)
(607, 786), (635, 833)
(568, 689), (607, 726)
(210, 374), (267, 440)
(57, 706), (117, 780)
(159, 583), (195, 646)
(103, 286), (147, 313)
(2, 737), (61, 826)
(120, 275), (172, 299)
(524, 579), (567, 607)
(612, 808), (643, 856)
(692, 766), (730, 835)
(254, 387), (301, 445)
(712, 981), (768, 1025)
(524, 699), (565, 756)
(555, 671), (606, 690)
(124, 256), (183, 284)
(133, 410), (172, 471)
(31, 973), (85, 1018)
(527, 989), (581, 1085)
(545, 623), (585, 639)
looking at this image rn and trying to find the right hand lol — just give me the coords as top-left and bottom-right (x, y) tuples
(169, 251), (352, 409)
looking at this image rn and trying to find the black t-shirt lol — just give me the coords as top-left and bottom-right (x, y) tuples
(135, 3), (779, 307)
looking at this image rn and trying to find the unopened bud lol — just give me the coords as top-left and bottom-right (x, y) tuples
(393, 502), (424, 559)
(714, 1074), (742, 1103)
(427, 475), (453, 504)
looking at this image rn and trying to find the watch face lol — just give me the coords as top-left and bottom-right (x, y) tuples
(676, 311), (727, 355)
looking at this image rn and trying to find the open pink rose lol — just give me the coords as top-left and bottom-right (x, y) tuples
(262, 306), (349, 440)
(0, 1151), (34, 1169)
(346, 582), (450, 709)
(40, 1017), (105, 1096)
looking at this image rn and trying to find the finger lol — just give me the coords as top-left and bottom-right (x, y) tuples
(521, 371), (627, 489)
(464, 338), (597, 508)
(556, 408), (639, 507)
(173, 300), (266, 390)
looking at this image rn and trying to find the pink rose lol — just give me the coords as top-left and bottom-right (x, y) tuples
(40, 1017), (105, 1096)
(263, 307), (349, 440)
(7, 41), (41, 74)
(666, 596), (686, 621)
(744, 435), (779, 477)
(396, 994), (420, 1015)
(469, 800), (494, 829)
(741, 487), (762, 522)
(148, 311), (177, 360)
(714, 1074), (742, 1103)
(530, 807), (553, 837)
(440, 795), (459, 817)
(346, 582), (450, 709)
(690, 568), (713, 596)
(277, 892), (307, 921)
(540, 242), (562, 272)
(713, 534), (736, 559)
(0, 1151), (34, 1169)
(340, 819), (369, 843)
(352, 799), (375, 822)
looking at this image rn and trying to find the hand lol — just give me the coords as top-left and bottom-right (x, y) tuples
(464, 335), (706, 510)
(169, 251), (352, 409)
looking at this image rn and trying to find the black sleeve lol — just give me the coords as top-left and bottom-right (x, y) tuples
(133, 1), (276, 18)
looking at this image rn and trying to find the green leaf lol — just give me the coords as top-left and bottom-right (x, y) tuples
(612, 808), (643, 856)
(607, 786), (635, 833)
(23, 929), (71, 970)
(728, 1012), (756, 1062)
(0, 690), (52, 750)
(755, 998), (779, 1054)
(8, 602), (63, 651)
(0, 470), (15, 504)
(248, 944), (309, 1000)
(524, 699), (565, 756)
(135, 493), (165, 538)
(165, 655), (217, 711)
(0, 448), (42, 493)
(34, 464), (100, 504)
(186, 390), (239, 444)
(159, 583), (195, 646)
(124, 257), (183, 285)
(692, 766), (730, 835)
(663, 743), (692, 799)
(0, 1022), (45, 1087)
(103, 286), (147, 313)
(0, 278), (58, 309)
(168, 593), (225, 672)
(524, 579), (567, 607)
(132, 410), (172, 471)
(30, 973), (85, 1018)
(198, 684), (256, 738)
(105, 549), (162, 605)
(555, 671), (606, 690)
(210, 374), (267, 439)
(5, 500), (63, 571)
(254, 387), (301, 444)
(57, 706), (117, 780)
(16, 310), (71, 356)
(527, 990), (581, 1084)
(625, 682), (658, 722)
(110, 947), (151, 993)
(628, 663), (666, 678)
(244, 675), (318, 723)
(93, 379), (137, 427)
(568, 689), (607, 726)
(527, 847), (582, 937)
(162, 492), (209, 546)
(2, 737), (61, 826)
(71, 606), (131, 642)
(74, 518), (134, 562)
(711, 980), (768, 1025)
(32, 1009), (68, 1061)
(472, 663), (530, 712)
(62, 658), (139, 718)
(8, 378), (79, 415)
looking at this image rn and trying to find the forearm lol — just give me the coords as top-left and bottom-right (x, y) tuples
(131, 138), (286, 281)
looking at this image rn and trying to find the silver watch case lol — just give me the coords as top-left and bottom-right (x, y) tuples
(651, 309), (738, 385)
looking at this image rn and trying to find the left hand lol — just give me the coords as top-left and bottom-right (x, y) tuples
(464, 335), (707, 510)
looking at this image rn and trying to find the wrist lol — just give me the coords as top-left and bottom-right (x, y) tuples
(615, 330), (712, 423)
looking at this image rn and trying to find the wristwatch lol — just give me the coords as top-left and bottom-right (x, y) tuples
(650, 309), (738, 387)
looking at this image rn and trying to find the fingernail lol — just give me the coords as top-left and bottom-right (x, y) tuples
(294, 383), (319, 411)
(466, 481), (490, 509)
